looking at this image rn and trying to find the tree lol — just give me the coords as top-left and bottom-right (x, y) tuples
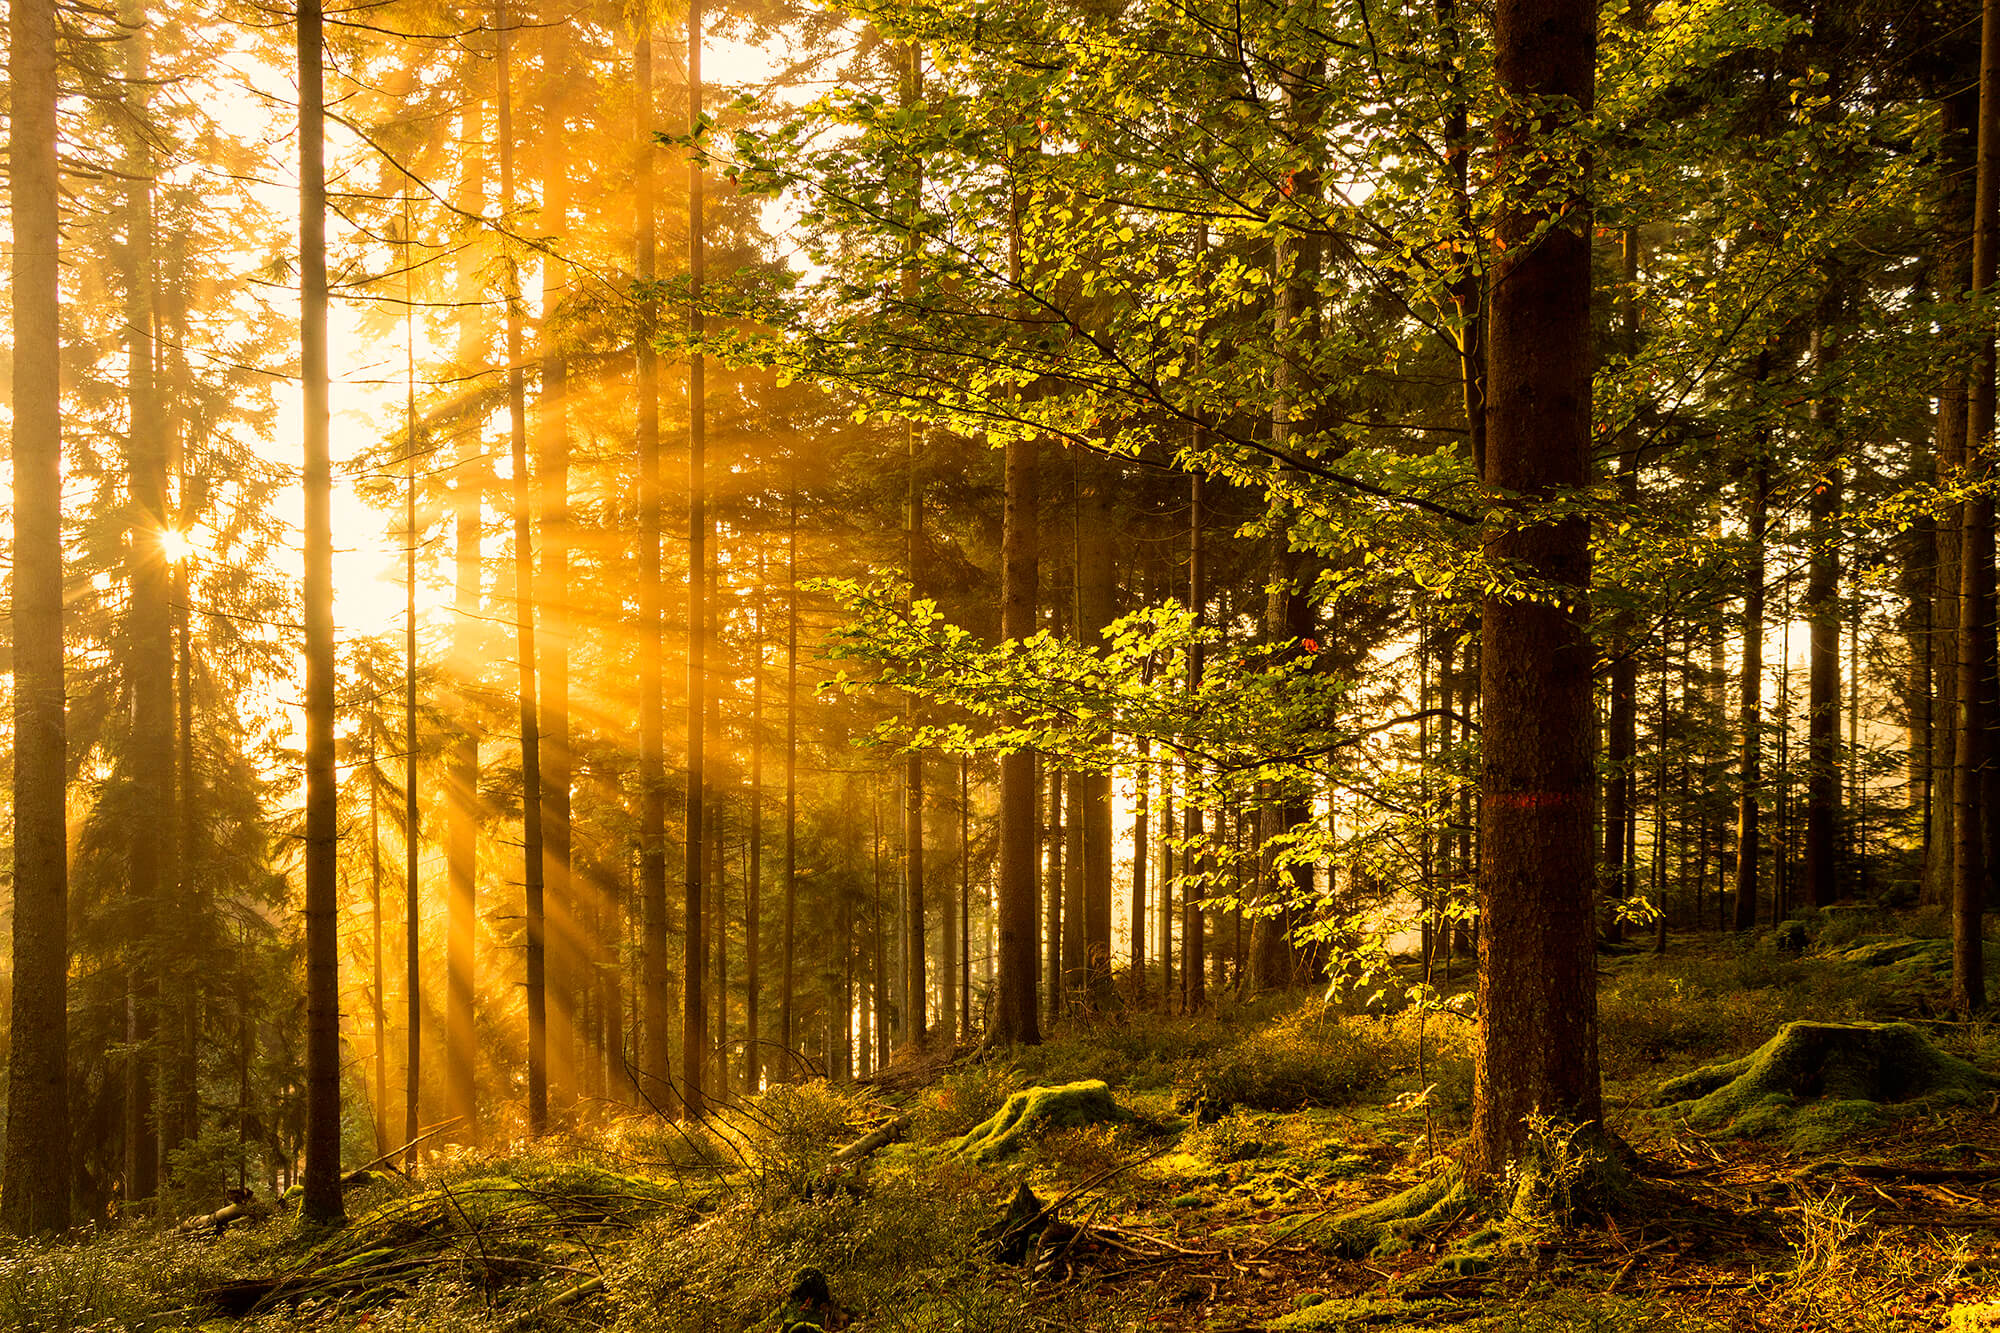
(299, 0), (346, 1227)
(537, 0), (579, 1111)
(2, 0), (71, 1239)
(121, 0), (172, 1202)
(1467, 0), (1600, 1177)
(1955, 0), (2000, 1016)
(445, 81), (486, 1144)
(684, 0), (710, 1116)
(497, 0), (549, 1135)
(635, 22), (673, 1109)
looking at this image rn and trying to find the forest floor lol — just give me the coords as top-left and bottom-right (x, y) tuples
(8, 908), (2000, 1332)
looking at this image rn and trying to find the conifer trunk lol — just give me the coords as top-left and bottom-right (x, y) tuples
(446, 87), (486, 1138)
(993, 153), (1043, 1045)
(1804, 317), (1843, 910)
(1930, 87), (1976, 905)
(1468, 0), (1600, 1179)
(401, 195), (424, 1159)
(1601, 229), (1640, 943)
(299, 0), (345, 1223)
(498, 1), (548, 1136)
(1955, 0), (2000, 1015)
(1184, 474), (1207, 1012)
(746, 553), (765, 1091)
(1734, 433), (1768, 932)
(682, 0), (709, 1112)
(537, 1), (577, 1109)
(122, 5), (168, 1200)
(634, 25), (672, 1108)
(781, 460), (800, 1070)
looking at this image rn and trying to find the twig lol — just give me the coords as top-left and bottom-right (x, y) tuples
(498, 1276), (606, 1331)
(346, 1118), (463, 1176)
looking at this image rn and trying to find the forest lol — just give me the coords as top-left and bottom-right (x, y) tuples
(3, 0), (2000, 1326)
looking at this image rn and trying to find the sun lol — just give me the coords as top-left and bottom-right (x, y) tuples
(159, 526), (193, 564)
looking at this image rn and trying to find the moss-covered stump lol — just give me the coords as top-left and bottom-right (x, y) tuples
(948, 1080), (1125, 1164)
(1655, 1020), (1998, 1152)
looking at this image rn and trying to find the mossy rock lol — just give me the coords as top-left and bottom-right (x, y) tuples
(948, 1080), (1126, 1163)
(1949, 1302), (2000, 1330)
(1655, 1020), (1997, 1150)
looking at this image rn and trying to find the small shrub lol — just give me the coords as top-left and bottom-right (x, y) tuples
(1178, 1006), (1389, 1115)
(741, 1080), (870, 1199)
(911, 1065), (1013, 1144)
(1032, 1124), (1130, 1180)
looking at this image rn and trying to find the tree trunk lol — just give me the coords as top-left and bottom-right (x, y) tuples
(399, 195), (424, 1159)
(1077, 457), (1116, 1000)
(781, 458), (800, 1071)
(446, 86), (486, 1139)
(993, 148), (1042, 1045)
(1131, 733), (1149, 1004)
(1601, 229), (1641, 944)
(536, 2), (578, 1111)
(122, 5), (168, 1200)
(873, 783), (888, 1068)
(944, 752), (960, 1032)
(498, 2), (547, 1137)
(1956, 0), (2000, 1016)
(164, 245), (198, 1163)
(899, 44), (929, 1050)
(1734, 435), (1768, 932)
(1468, 0), (1600, 1179)
(369, 728), (386, 1154)
(1160, 766), (1175, 1010)
(746, 553), (765, 1092)
(635, 26), (672, 1109)
(1047, 758), (1066, 1024)
(299, 0), (345, 1224)
(8, 0), (75, 1229)
(1931, 89), (1978, 907)
(1804, 318), (1843, 911)
(1184, 473), (1207, 1013)
(682, 0), (709, 1115)
(711, 804), (728, 1099)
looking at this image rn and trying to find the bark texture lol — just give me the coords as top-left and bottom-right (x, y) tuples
(1469, 0), (1602, 1179)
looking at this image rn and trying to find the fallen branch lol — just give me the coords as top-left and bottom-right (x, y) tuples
(346, 1118), (464, 1176)
(498, 1276), (605, 1331)
(1799, 1162), (2000, 1184)
(830, 1113), (914, 1165)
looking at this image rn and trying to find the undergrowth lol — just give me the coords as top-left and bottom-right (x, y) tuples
(8, 923), (1998, 1333)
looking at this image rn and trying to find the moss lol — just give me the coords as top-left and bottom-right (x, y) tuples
(1261, 1295), (1453, 1330)
(947, 1080), (1126, 1163)
(1949, 1303), (2000, 1330)
(1655, 1020), (1997, 1151)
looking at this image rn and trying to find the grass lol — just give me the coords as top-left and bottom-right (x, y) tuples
(13, 919), (2000, 1333)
